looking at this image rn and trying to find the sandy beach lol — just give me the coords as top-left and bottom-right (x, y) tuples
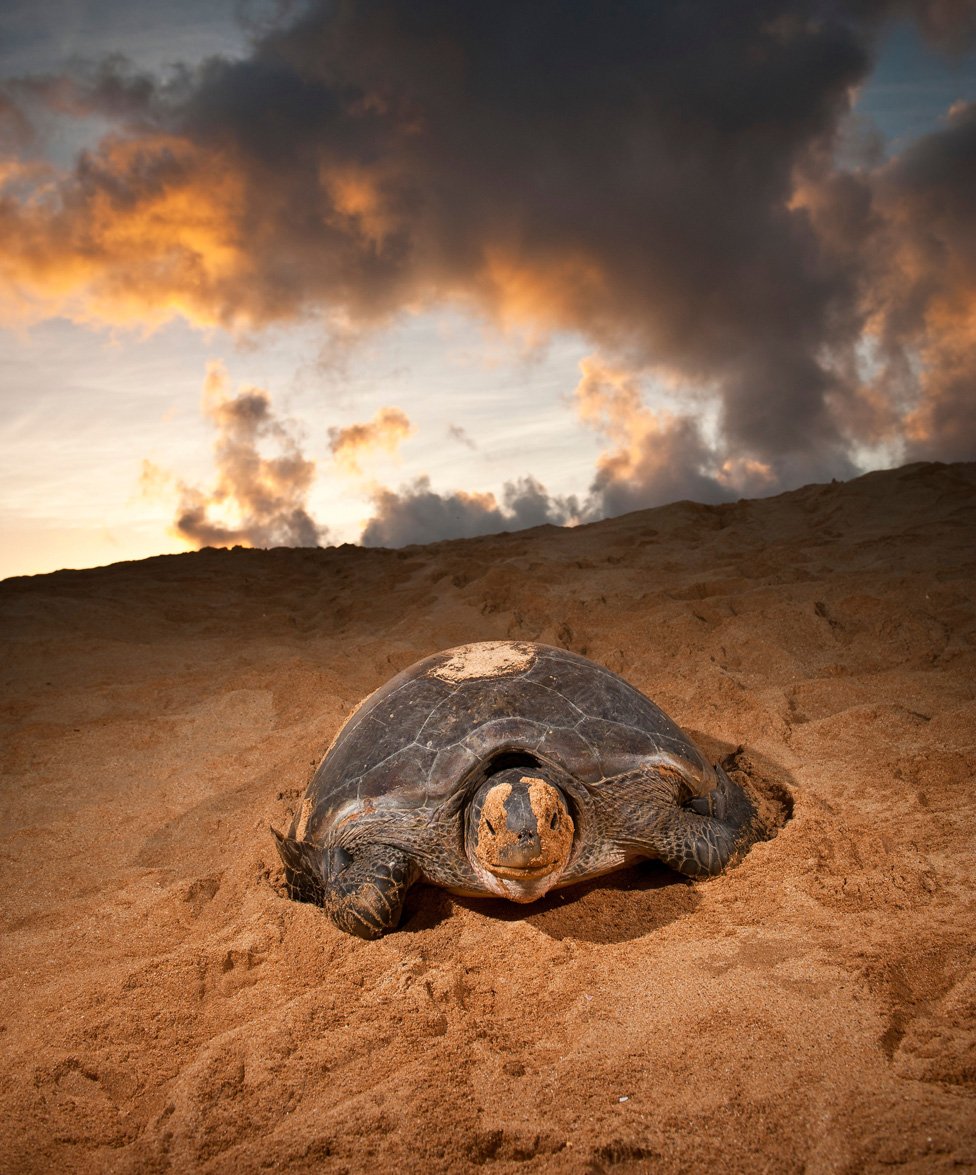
(1, 459), (974, 1173)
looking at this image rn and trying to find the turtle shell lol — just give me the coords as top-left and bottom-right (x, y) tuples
(293, 641), (715, 844)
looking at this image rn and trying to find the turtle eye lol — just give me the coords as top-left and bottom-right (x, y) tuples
(686, 790), (717, 817)
(549, 811), (560, 829)
(484, 819), (496, 835)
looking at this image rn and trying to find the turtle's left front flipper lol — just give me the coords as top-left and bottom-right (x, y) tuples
(609, 761), (756, 879)
(651, 807), (740, 877)
(656, 763), (757, 877)
(324, 844), (419, 940)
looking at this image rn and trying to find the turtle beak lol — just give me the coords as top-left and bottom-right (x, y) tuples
(496, 781), (543, 867)
(498, 827), (543, 869)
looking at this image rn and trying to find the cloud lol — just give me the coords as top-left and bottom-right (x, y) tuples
(0, 127), (250, 327)
(328, 405), (413, 475)
(573, 358), (729, 513)
(361, 474), (579, 548)
(0, 90), (34, 153)
(907, 0), (976, 52)
(870, 101), (976, 461)
(570, 357), (788, 514)
(159, 362), (325, 548)
(447, 423), (476, 450)
(153, 377), (577, 550)
(2, 0), (975, 485)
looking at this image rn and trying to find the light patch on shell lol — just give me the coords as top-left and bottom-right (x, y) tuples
(430, 641), (536, 682)
(294, 795), (316, 839)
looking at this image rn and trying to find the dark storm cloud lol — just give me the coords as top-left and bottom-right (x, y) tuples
(361, 475), (578, 548)
(2, 0), (976, 525)
(872, 100), (976, 460)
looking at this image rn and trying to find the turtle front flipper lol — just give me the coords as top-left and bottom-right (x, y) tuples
(272, 826), (327, 904)
(651, 807), (738, 878)
(607, 762), (754, 879)
(656, 761), (758, 876)
(325, 844), (419, 940)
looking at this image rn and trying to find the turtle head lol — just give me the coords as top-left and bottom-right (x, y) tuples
(466, 768), (575, 902)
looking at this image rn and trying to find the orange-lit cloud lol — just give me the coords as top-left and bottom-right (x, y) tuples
(321, 163), (402, 248)
(715, 457), (778, 496)
(861, 101), (976, 460)
(147, 362), (325, 549)
(573, 357), (729, 511)
(469, 248), (608, 343)
(328, 406), (414, 476)
(0, 134), (252, 329)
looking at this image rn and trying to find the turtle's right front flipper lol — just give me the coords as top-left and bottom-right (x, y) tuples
(324, 844), (419, 940)
(273, 830), (417, 938)
(272, 826), (327, 905)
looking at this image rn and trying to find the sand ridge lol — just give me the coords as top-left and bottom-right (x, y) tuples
(1, 460), (974, 1172)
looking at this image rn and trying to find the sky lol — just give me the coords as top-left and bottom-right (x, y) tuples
(1, 0), (975, 579)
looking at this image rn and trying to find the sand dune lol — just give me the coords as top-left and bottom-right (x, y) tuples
(1, 460), (974, 1172)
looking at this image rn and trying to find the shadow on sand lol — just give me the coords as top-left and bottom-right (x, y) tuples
(401, 862), (701, 945)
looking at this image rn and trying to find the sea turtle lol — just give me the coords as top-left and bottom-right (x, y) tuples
(273, 641), (757, 938)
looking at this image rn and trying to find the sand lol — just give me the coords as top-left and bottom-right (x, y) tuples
(1, 460), (974, 1173)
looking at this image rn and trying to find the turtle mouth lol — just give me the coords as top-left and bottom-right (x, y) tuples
(488, 861), (560, 880)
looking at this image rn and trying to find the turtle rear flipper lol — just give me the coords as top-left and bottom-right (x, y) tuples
(324, 844), (418, 940)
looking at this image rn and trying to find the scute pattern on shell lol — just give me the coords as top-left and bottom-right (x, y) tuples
(295, 642), (713, 844)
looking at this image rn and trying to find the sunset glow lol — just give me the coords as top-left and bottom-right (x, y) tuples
(1, 2), (975, 578)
